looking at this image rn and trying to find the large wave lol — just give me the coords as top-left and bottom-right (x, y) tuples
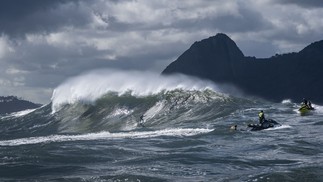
(51, 69), (220, 113)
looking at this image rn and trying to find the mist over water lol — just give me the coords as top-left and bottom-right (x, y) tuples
(0, 69), (322, 181)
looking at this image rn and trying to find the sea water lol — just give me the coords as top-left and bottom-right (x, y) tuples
(0, 70), (322, 182)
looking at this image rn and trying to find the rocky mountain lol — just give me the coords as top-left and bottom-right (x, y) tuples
(162, 33), (323, 103)
(0, 96), (41, 114)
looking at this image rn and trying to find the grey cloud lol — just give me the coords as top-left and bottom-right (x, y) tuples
(10, 49), (111, 84)
(106, 42), (186, 71)
(184, 10), (270, 34)
(104, 2), (271, 35)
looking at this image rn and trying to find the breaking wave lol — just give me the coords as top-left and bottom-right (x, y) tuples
(51, 69), (219, 113)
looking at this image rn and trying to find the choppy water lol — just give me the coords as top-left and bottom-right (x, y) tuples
(0, 71), (322, 182)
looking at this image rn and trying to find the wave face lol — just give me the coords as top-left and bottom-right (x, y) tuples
(53, 88), (245, 134)
(0, 70), (322, 181)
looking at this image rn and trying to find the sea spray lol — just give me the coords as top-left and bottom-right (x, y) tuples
(51, 69), (218, 113)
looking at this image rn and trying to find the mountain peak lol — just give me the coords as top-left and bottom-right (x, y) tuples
(190, 33), (244, 60)
(162, 33), (244, 82)
(212, 33), (231, 40)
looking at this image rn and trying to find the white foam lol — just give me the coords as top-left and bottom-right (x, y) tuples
(11, 109), (37, 117)
(281, 99), (292, 104)
(312, 104), (323, 114)
(265, 125), (291, 131)
(109, 108), (133, 118)
(51, 69), (218, 113)
(0, 128), (213, 146)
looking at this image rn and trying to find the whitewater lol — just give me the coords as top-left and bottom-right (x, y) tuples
(0, 70), (322, 182)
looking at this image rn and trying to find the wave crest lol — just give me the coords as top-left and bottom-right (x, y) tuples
(51, 69), (219, 113)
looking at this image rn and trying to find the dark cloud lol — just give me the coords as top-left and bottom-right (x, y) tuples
(274, 0), (323, 8)
(0, 0), (91, 37)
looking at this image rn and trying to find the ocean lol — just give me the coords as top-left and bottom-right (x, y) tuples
(0, 70), (322, 182)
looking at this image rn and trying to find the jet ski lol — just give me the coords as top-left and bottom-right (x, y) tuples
(248, 119), (280, 131)
(298, 105), (314, 115)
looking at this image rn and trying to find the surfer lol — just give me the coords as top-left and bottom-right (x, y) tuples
(301, 98), (308, 108)
(258, 110), (265, 124)
(230, 125), (237, 130)
(138, 114), (145, 127)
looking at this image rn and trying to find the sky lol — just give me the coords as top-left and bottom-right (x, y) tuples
(0, 0), (323, 104)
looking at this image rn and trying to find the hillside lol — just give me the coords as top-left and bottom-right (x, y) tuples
(0, 96), (41, 114)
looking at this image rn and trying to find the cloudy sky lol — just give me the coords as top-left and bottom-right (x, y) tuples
(0, 0), (322, 104)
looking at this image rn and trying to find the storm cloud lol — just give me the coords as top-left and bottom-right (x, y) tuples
(0, 0), (91, 37)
